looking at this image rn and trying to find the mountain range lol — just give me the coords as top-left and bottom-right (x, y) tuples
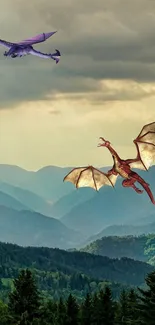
(0, 181), (56, 217)
(0, 205), (82, 249)
(0, 241), (153, 286)
(0, 163), (154, 248)
(81, 222), (155, 247)
(0, 164), (75, 202)
(81, 234), (155, 263)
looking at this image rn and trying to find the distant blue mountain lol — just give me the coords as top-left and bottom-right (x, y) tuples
(0, 190), (28, 211)
(0, 164), (109, 203)
(0, 164), (78, 201)
(50, 187), (95, 218)
(81, 222), (155, 247)
(0, 205), (83, 249)
(0, 181), (58, 217)
(0, 164), (154, 241)
(61, 167), (155, 237)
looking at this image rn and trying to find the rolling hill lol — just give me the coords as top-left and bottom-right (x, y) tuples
(0, 241), (153, 286)
(0, 205), (83, 249)
(50, 187), (95, 219)
(0, 164), (109, 204)
(0, 190), (29, 211)
(0, 164), (75, 202)
(81, 234), (155, 265)
(0, 181), (57, 217)
(82, 222), (155, 246)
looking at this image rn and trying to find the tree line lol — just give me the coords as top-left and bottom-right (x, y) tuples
(82, 234), (155, 264)
(0, 241), (153, 287)
(0, 268), (155, 324)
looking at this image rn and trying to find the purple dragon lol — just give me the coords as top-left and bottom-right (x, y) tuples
(0, 31), (60, 63)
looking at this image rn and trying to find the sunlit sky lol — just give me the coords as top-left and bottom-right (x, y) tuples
(0, 0), (155, 170)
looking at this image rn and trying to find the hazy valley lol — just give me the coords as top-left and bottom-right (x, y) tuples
(0, 164), (154, 248)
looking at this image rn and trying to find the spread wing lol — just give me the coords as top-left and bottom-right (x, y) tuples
(29, 49), (60, 63)
(63, 166), (118, 190)
(17, 31), (57, 46)
(127, 122), (155, 170)
(0, 39), (15, 48)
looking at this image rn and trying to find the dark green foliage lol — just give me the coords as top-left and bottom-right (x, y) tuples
(116, 289), (129, 325)
(0, 241), (153, 287)
(80, 293), (92, 325)
(39, 299), (58, 325)
(57, 297), (67, 325)
(99, 286), (115, 325)
(91, 293), (100, 325)
(137, 271), (155, 324)
(0, 268), (154, 324)
(82, 234), (155, 265)
(66, 293), (79, 325)
(115, 288), (140, 325)
(127, 289), (140, 324)
(8, 269), (41, 324)
(0, 300), (10, 325)
(0, 240), (152, 303)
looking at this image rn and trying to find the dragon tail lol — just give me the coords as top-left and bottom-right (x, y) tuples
(132, 172), (155, 205)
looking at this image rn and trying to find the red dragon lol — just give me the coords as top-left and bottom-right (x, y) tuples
(64, 122), (155, 205)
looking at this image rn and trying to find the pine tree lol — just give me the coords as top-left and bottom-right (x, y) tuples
(8, 269), (41, 324)
(116, 289), (129, 325)
(98, 287), (115, 325)
(0, 300), (10, 325)
(39, 299), (57, 325)
(81, 293), (93, 325)
(66, 293), (79, 325)
(137, 271), (155, 325)
(91, 292), (100, 325)
(57, 297), (67, 325)
(126, 289), (140, 325)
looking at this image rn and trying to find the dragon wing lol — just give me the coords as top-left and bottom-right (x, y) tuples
(17, 31), (57, 46)
(0, 39), (15, 48)
(29, 49), (60, 63)
(127, 122), (155, 170)
(63, 166), (118, 190)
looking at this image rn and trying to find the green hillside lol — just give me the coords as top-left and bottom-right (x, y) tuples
(0, 241), (153, 303)
(1, 268), (155, 325)
(81, 234), (155, 265)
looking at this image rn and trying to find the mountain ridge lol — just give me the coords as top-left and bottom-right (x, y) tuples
(0, 241), (153, 286)
(0, 181), (57, 217)
(0, 205), (83, 249)
(81, 222), (155, 246)
(80, 234), (155, 265)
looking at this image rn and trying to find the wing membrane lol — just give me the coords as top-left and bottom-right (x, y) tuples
(17, 31), (57, 46)
(129, 122), (155, 170)
(63, 166), (118, 191)
(0, 39), (14, 48)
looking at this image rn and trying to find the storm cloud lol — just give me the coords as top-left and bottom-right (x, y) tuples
(0, 0), (155, 107)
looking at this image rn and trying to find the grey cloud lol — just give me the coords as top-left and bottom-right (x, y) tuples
(48, 109), (61, 115)
(0, 60), (101, 108)
(57, 59), (155, 83)
(50, 82), (155, 105)
(0, 0), (155, 107)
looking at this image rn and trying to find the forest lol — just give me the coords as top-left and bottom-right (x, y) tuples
(81, 234), (155, 265)
(0, 267), (155, 324)
(0, 241), (153, 291)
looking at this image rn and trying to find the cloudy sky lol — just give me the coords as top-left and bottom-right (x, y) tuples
(0, 0), (155, 170)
